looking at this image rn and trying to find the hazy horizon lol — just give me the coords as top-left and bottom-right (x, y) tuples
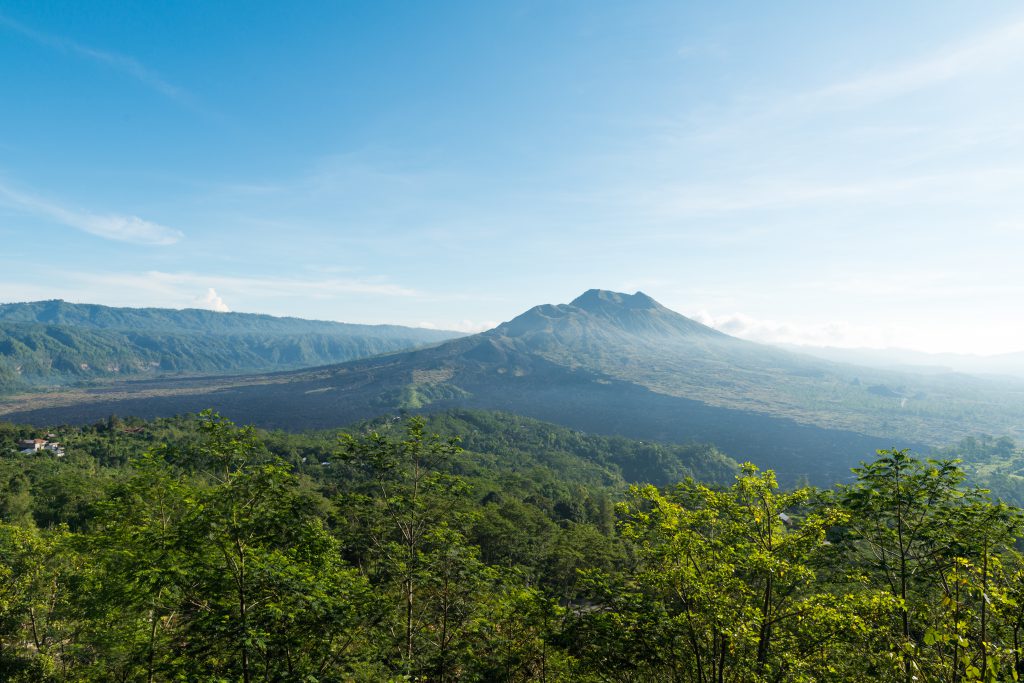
(3, 2), (1023, 354)
(4, 291), (1023, 363)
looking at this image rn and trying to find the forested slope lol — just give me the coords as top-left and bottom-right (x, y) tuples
(0, 300), (459, 391)
(0, 410), (1020, 681)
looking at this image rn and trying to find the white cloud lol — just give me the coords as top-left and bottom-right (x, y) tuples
(453, 320), (499, 333)
(0, 12), (188, 102)
(193, 288), (230, 312)
(419, 320), (497, 334)
(690, 310), (898, 349)
(689, 309), (1024, 356)
(0, 181), (183, 245)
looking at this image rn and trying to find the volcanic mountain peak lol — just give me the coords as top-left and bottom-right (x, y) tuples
(570, 289), (661, 313)
(484, 289), (727, 343)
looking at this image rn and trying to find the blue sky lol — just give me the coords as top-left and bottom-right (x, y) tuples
(1, 1), (1023, 354)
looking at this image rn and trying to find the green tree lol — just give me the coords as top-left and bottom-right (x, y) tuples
(574, 463), (872, 681)
(338, 416), (493, 679)
(0, 474), (34, 527)
(0, 524), (77, 681)
(839, 449), (1022, 682)
(71, 411), (375, 682)
(172, 411), (374, 681)
(74, 453), (188, 682)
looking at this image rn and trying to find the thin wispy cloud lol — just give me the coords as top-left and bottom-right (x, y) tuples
(617, 12), (1024, 222)
(76, 271), (421, 300)
(0, 12), (188, 102)
(811, 18), (1024, 105)
(674, 14), (1024, 148)
(0, 181), (183, 246)
(626, 166), (1024, 221)
(0, 269), (421, 320)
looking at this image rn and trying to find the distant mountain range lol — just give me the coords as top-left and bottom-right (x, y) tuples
(0, 300), (461, 392)
(777, 344), (1024, 380)
(5, 290), (1022, 483)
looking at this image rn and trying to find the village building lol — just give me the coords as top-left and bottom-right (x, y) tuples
(16, 438), (65, 456)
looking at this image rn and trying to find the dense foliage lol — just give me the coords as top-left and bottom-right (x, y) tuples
(1, 410), (1023, 681)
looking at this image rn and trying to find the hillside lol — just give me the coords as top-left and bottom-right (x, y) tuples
(0, 300), (458, 338)
(5, 410), (1020, 681)
(0, 300), (461, 391)
(365, 409), (739, 489)
(2, 290), (1022, 483)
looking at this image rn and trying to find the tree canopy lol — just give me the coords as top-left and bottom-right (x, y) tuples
(1, 413), (1022, 681)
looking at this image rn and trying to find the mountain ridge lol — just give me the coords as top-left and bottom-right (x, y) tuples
(2, 289), (1021, 484)
(0, 299), (460, 338)
(0, 300), (463, 392)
